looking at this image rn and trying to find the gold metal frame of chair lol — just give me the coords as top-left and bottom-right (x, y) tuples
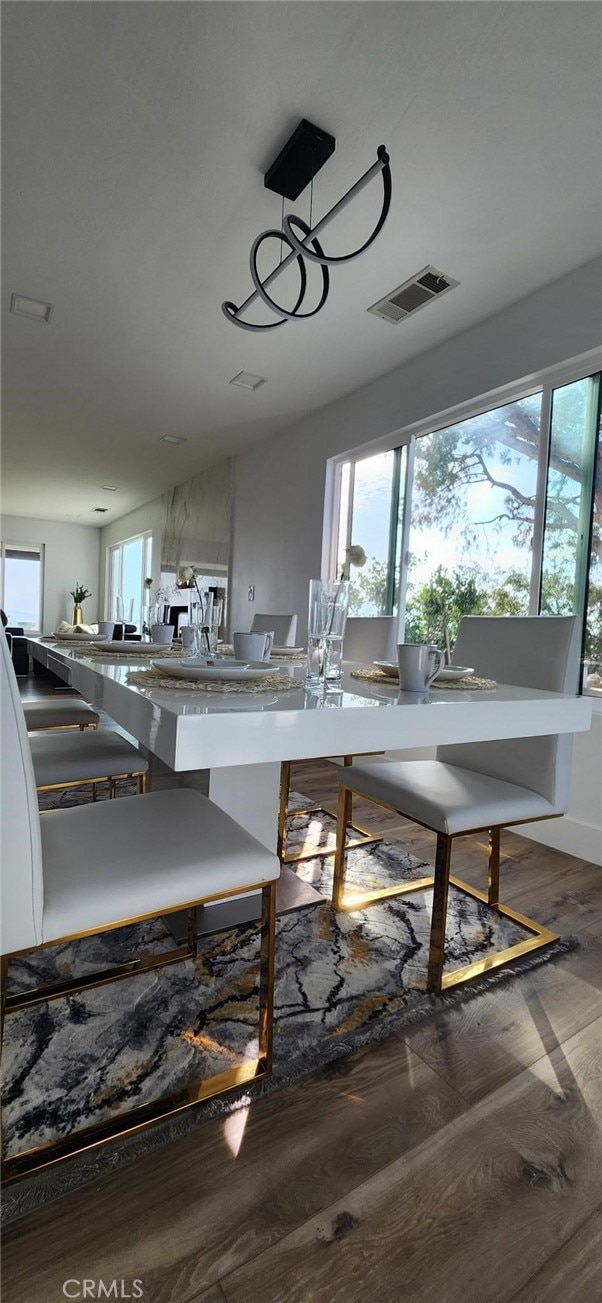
(1, 879), (277, 1184)
(37, 768), (148, 806)
(277, 758), (382, 863)
(332, 783), (558, 994)
(26, 720), (98, 732)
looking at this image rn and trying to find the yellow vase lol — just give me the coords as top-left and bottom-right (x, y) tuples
(72, 604), (83, 626)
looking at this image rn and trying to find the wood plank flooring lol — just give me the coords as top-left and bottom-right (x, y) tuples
(3, 755), (602, 1303)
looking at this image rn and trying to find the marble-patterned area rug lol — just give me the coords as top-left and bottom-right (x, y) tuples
(2, 791), (574, 1221)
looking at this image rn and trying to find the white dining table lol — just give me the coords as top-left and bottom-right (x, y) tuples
(28, 638), (592, 855)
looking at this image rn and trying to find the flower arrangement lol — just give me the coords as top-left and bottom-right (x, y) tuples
(70, 583), (92, 604)
(177, 565), (205, 608)
(340, 545), (366, 581)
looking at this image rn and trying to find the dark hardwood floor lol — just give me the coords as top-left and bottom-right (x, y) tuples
(3, 712), (602, 1301)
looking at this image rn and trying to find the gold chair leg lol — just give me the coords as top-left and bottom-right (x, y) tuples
(427, 833), (452, 993)
(277, 761), (291, 860)
(488, 827), (501, 906)
(258, 880), (277, 1072)
(332, 784), (353, 910)
(139, 771), (148, 795)
(109, 779), (117, 799)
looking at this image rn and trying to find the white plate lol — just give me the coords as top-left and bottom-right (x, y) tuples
(374, 661), (475, 682)
(151, 659), (275, 682)
(373, 661), (399, 678)
(55, 631), (108, 643)
(271, 646), (304, 657)
(437, 665), (475, 681)
(87, 641), (172, 654)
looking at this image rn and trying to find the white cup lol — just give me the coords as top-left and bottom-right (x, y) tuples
(151, 623), (174, 646)
(233, 630), (274, 662)
(97, 620), (115, 639)
(397, 643), (444, 692)
(180, 626), (195, 653)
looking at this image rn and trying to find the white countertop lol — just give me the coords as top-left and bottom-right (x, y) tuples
(29, 640), (592, 773)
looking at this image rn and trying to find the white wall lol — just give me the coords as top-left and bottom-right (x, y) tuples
(229, 256), (602, 864)
(0, 514), (101, 633)
(520, 715), (602, 865)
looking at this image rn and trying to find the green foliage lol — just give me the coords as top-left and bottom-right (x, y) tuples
(404, 566), (489, 656)
(70, 583), (92, 604)
(348, 559), (389, 616)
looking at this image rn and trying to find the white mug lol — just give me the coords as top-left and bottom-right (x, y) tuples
(233, 630), (274, 662)
(397, 643), (444, 692)
(151, 623), (174, 646)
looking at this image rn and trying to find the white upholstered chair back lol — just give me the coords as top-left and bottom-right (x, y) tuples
(344, 617), (398, 664)
(438, 616), (579, 808)
(251, 613), (298, 646)
(1, 629), (44, 953)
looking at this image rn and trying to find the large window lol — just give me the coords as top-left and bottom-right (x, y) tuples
(405, 396), (540, 655)
(1, 544), (44, 632)
(107, 533), (152, 630)
(333, 364), (601, 691)
(338, 449), (404, 616)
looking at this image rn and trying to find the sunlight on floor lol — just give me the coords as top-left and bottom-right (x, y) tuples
(223, 1103), (250, 1158)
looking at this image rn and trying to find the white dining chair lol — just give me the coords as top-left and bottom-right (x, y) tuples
(332, 616), (579, 993)
(251, 613), (298, 646)
(0, 629), (280, 1181)
(30, 729), (149, 802)
(23, 697), (100, 731)
(343, 616), (398, 664)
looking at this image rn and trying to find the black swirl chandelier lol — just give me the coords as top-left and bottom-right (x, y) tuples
(222, 120), (392, 333)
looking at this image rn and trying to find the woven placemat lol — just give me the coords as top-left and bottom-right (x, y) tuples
(220, 645), (307, 664)
(126, 668), (301, 694)
(75, 643), (183, 656)
(350, 667), (496, 691)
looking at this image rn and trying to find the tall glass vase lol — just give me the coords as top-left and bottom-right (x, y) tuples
(191, 591), (219, 657)
(307, 579), (349, 685)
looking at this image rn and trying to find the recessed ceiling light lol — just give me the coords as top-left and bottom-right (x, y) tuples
(101, 484), (118, 492)
(10, 292), (54, 323)
(160, 434), (188, 445)
(229, 371), (267, 391)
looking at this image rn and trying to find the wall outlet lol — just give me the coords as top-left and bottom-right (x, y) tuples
(247, 585), (255, 601)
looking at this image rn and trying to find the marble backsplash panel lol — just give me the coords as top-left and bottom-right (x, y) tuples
(161, 459), (232, 569)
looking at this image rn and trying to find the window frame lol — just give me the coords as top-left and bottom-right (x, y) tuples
(0, 541), (45, 634)
(106, 531), (153, 628)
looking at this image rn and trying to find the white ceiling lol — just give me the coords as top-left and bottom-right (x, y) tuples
(2, 1), (601, 525)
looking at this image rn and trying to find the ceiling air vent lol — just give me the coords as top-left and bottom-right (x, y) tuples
(368, 265), (459, 325)
(92, 507), (108, 513)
